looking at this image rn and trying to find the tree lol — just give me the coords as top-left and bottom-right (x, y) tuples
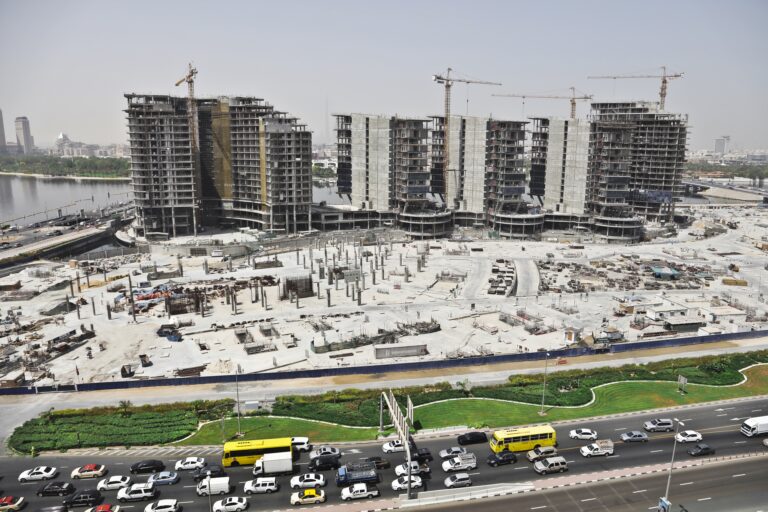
(118, 400), (133, 416)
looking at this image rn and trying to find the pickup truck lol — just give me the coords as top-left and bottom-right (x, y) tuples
(441, 453), (477, 472)
(335, 466), (380, 487)
(394, 461), (431, 476)
(580, 439), (614, 457)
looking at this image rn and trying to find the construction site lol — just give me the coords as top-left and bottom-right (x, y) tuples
(1, 202), (768, 387)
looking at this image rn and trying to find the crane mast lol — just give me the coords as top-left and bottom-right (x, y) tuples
(175, 63), (199, 237)
(432, 68), (501, 202)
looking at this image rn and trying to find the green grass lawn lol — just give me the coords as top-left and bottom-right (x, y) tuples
(415, 364), (768, 429)
(176, 416), (380, 446)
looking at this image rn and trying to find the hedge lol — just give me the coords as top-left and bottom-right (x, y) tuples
(8, 399), (234, 453)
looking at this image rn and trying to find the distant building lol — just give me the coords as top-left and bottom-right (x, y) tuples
(0, 108), (6, 154)
(126, 94), (311, 238)
(14, 116), (33, 154)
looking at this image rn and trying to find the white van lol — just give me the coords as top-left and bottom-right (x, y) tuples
(196, 476), (231, 496)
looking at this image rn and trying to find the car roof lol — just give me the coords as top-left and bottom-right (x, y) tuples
(255, 477), (276, 483)
(156, 499), (177, 505)
(82, 464), (100, 470)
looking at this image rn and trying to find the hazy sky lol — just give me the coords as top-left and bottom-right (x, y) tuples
(1, 0), (766, 150)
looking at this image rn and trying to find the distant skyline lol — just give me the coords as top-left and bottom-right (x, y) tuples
(1, 0), (766, 150)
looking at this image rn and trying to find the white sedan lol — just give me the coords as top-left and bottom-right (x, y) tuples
(569, 428), (598, 441)
(391, 475), (422, 491)
(675, 430), (703, 443)
(144, 500), (180, 512)
(309, 446), (340, 459)
(175, 457), (206, 471)
(18, 466), (57, 482)
(290, 473), (326, 489)
(97, 476), (132, 491)
(213, 497), (248, 512)
(382, 440), (405, 453)
(71, 464), (108, 479)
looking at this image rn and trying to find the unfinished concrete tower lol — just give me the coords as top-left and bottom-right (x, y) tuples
(530, 117), (592, 232)
(127, 94), (311, 238)
(589, 102), (687, 225)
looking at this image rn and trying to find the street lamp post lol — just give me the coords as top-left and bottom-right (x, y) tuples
(662, 418), (685, 510)
(206, 473), (213, 512)
(235, 364), (242, 437)
(539, 352), (550, 416)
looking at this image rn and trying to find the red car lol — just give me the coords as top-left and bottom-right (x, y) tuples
(0, 496), (25, 511)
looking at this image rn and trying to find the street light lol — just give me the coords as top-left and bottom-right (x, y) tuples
(539, 352), (550, 416)
(235, 364), (242, 437)
(662, 418), (685, 510)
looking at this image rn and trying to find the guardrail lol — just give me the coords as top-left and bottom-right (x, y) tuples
(2, 329), (767, 396)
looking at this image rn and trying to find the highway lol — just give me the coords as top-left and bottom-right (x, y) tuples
(423, 457), (768, 511)
(1, 397), (766, 511)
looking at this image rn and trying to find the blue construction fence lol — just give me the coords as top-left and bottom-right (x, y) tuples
(3, 329), (767, 397)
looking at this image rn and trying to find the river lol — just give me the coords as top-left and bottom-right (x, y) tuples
(0, 174), (349, 227)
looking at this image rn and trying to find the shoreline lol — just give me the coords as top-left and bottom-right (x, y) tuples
(0, 171), (130, 183)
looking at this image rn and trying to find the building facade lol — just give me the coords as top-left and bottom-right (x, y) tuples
(126, 94), (311, 238)
(14, 116), (33, 154)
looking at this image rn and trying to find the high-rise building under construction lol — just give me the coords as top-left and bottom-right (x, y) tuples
(126, 94), (311, 238)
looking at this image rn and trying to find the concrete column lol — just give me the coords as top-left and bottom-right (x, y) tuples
(85, 272), (90, 288)
(76, 303), (81, 319)
(316, 282), (321, 299)
(357, 285), (362, 306)
(326, 288), (331, 308)
(69, 280), (74, 296)
(303, 255), (306, 269)
(91, 300), (96, 316)
(346, 282), (350, 297)
(106, 303), (111, 320)
(400, 254), (403, 266)
(373, 271), (376, 285)
(296, 249), (300, 264)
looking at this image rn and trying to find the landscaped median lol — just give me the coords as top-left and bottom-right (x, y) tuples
(8, 350), (768, 454)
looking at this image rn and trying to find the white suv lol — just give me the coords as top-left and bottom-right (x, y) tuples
(118, 484), (157, 502)
(291, 437), (312, 453)
(244, 477), (279, 494)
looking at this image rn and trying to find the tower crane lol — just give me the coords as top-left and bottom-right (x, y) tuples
(432, 68), (501, 198)
(492, 87), (593, 118)
(587, 66), (683, 110)
(174, 63), (199, 237)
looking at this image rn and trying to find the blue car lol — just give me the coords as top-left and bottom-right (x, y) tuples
(147, 471), (180, 486)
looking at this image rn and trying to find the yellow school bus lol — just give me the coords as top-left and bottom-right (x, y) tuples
(489, 425), (557, 453)
(221, 438), (293, 467)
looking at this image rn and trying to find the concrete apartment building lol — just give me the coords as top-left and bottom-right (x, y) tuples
(335, 114), (536, 239)
(529, 102), (687, 242)
(14, 116), (33, 154)
(126, 94), (311, 238)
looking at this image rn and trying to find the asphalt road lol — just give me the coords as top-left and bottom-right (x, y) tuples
(1, 398), (766, 511)
(422, 456), (768, 512)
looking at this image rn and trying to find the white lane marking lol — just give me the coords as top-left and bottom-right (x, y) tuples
(679, 482), (693, 486)
(734, 441), (747, 444)
(733, 473), (746, 477)
(680, 418), (693, 422)
(606, 454), (619, 458)
(716, 414), (727, 417)
(178, 502), (195, 504)
(514, 467), (528, 470)
(698, 497), (712, 502)
(182, 485), (197, 488)
(531, 507), (547, 510)
(566, 460), (576, 463)
(633, 489), (647, 494)
(614, 427), (627, 431)
(581, 498), (597, 502)
(722, 407), (734, 410)
(730, 417), (745, 421)
(239, 480), (251, 484)
(751, 409), (762, 412)
(345, 449), (361, 454)
(115, 463), (124, 465)
(650, 450), (664, 453)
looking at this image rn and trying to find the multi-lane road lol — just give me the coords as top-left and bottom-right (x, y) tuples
(1, 397), (766, 511)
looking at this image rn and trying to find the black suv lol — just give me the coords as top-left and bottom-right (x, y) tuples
(37, 481), (75, 497)
(487, 451), (517, 467)
(408, 448), (434, 463)
(688, 443), (715, 457)
(192, 465), (226, 482)
(62, 489), (102, 508)
(458, 431), (488, 446)
(308, 455), (341, 471)
(130, 460), (165, 474)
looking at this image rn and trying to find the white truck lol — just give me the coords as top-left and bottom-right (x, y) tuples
(441, 453), (477, 472)
(740, 415), (768, 437)
(252, 452), (294, 476)
(196, 476), (231, 496)
(580, 439), (614, 457)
